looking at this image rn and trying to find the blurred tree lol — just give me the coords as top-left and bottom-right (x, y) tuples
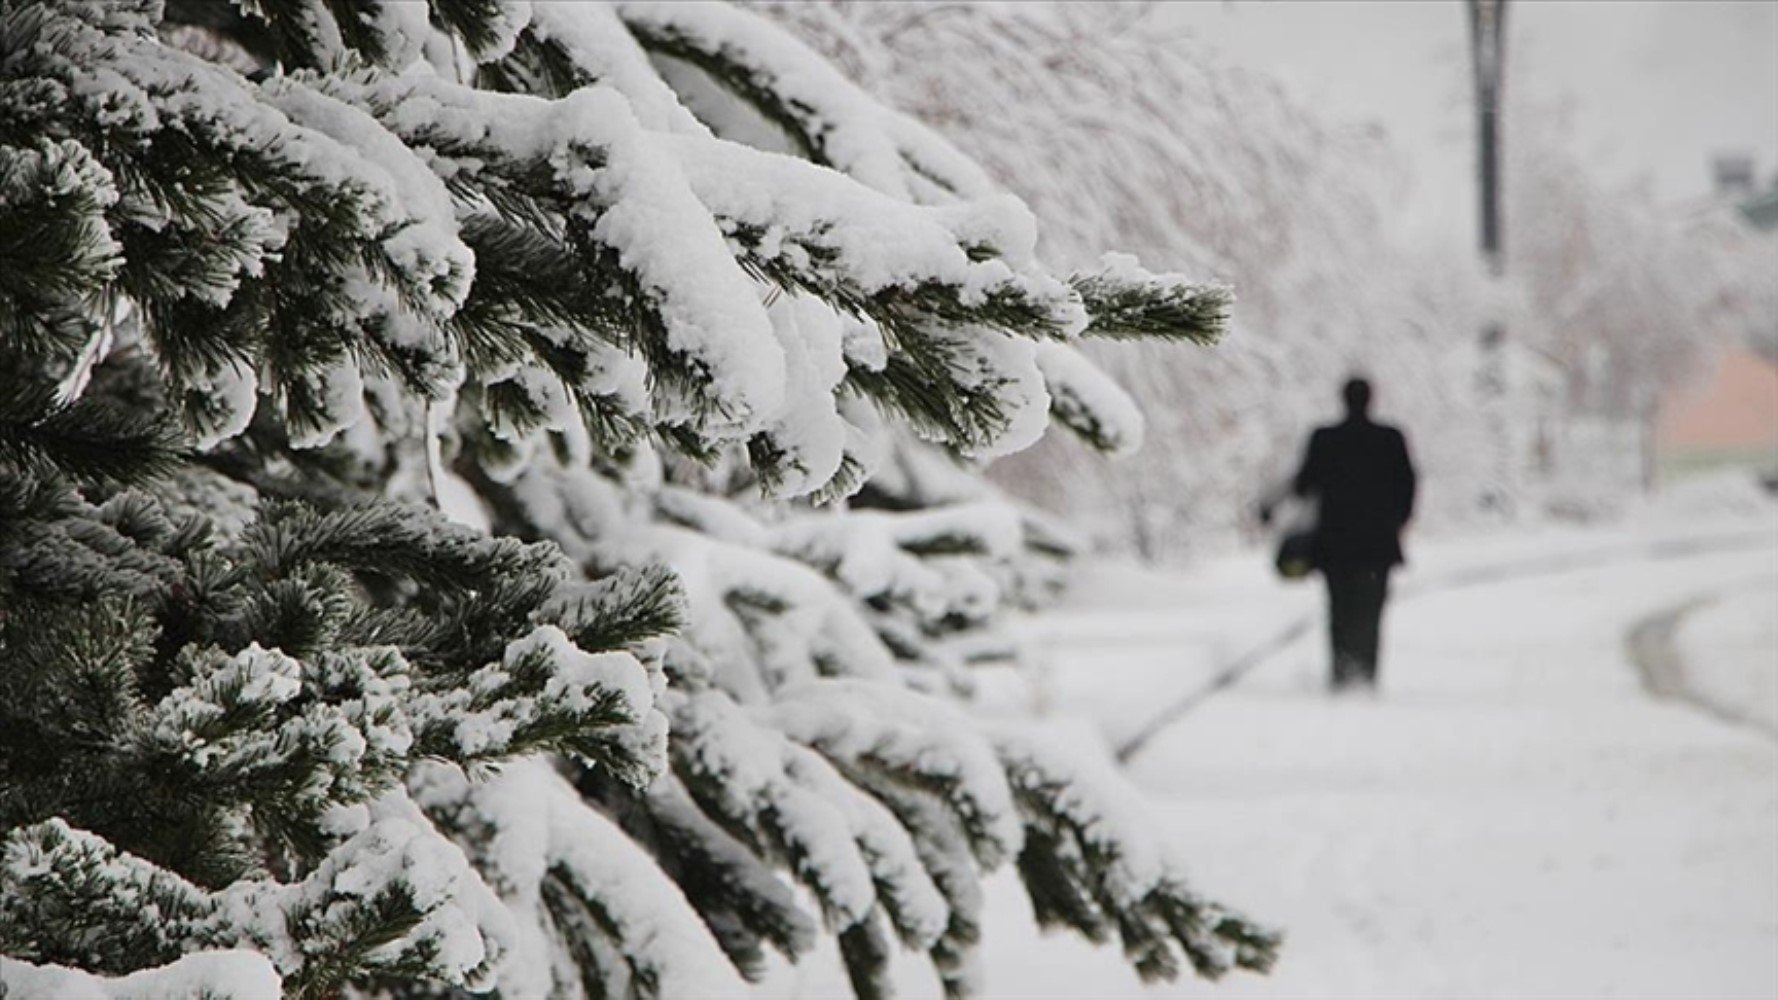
(765, 1), (1778, 546)
(1507, 108), (1778, 502)
(763, 1), (1503, 555)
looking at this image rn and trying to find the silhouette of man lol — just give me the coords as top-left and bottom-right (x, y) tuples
(1290, 377), (1416, 690)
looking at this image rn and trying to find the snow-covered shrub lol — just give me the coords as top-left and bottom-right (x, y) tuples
(0, 1), (1274, 997)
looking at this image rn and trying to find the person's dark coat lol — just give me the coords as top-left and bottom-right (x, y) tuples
(1292, 417), (1417, 570)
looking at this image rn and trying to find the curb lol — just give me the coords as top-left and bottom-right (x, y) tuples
(1625, 584), (1778, 740)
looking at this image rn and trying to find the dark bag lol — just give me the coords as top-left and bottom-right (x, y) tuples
(1274, 527), (1316, 580)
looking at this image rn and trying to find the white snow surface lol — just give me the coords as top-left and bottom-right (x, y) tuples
(990, 507), (1778, 998)
(1677, 576), (1778, 733)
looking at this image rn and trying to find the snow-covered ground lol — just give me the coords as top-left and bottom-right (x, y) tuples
(967, 487), (1778, 999)
(1677, 578), (1778, 734)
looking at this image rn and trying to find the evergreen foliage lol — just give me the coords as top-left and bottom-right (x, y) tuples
(0, 2), (1277, 996)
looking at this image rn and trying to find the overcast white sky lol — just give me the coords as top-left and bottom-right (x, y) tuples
(1162, 0), (1778, 246)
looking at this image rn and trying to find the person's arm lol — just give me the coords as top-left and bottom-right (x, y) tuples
(1394, 429), (1417, 526)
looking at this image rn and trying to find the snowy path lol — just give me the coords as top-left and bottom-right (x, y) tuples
(1113, 525), (1778, 761)
(971, 515), (1778, 998)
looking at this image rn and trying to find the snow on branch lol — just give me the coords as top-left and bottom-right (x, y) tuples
(1035, 342), (1148, 456)
(769, 679), (1024, 869)
(1, 3), (1273, 997)
(314, 66), (789, 437)
(482, 1), (711, 135)
(616, 0), (998, 204)
(0, 810), (514, 997)
(1071, 253), (1232, 345)
(0, 951), (282, 1000)
(994, 725), (1282, 983)
(410, 759), (744, 999)
(667, 134), (1078, 337)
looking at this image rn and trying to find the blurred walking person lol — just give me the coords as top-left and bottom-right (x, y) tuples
(1285, 377), (1417, 691)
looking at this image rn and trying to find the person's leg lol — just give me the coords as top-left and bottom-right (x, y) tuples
(1354, 569), (1389, 686)
(1325, 570), (1356, 690)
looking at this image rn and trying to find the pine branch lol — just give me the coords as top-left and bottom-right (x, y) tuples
(235, 502), (571, 595)
(0, 380), (182, 488)
(0, 140), (120, 365)
(1071, 260), (1232, 345)
(624, 17), (823, 160)
(538, 563), (686, 652)
(997, 733), (1282, 985)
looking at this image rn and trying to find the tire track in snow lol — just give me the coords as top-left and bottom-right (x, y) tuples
(1115, 526), (1778, 763)
(1626, 577), (1778, 740)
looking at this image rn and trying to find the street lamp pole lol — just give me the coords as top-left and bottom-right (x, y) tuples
(1470, 0), (1507, 280)
(1468, 0), (1511, 511)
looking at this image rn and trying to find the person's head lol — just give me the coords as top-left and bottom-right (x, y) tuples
(1341, 377), (1372, 419)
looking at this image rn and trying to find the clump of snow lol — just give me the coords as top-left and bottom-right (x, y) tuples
(627, 524), (899, 693)
(513, 624), (656, 724)
(285, 355), (366, 450)
(185, 359), (260, 452)
(0, 951), (282, 1000)
(668, 689), (881, 927)
(993, 722), (1168, 908)
(839, 315), (889, 373)
(783, 742), (950, 948)
(667, 134), (1079, 332)
(1035, 341), (1146, 456)
(413, 759), (745, 998)
(366, 1), (433, 70)
(615, 1), (1000, 204)
(947, 328), (1050, 459)
(769, 678), (1024, 866)
(331, 68), (790, 435)
(260, 74), (474, 317)
(407, 624), (666, 781)
(151, 643), (303, 761)
(455, 0), (535, 61)
(754, 294), (850, 497)
(525, 3), (710, 135)
(770, 501), (1021, 625)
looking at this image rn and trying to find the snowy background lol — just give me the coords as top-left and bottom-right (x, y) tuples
(767, 0), (1778, 558)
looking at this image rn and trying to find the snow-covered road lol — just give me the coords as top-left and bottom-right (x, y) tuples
(974, 509), (1778, 998)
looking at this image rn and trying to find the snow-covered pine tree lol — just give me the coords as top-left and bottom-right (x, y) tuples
(0, 2), (1278, 997)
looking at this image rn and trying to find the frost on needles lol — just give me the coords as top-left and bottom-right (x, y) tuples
(0, 2), (1274, 998)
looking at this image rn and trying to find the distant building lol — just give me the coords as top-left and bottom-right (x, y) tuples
(1653, 158), (1778, 484)
(1655, 346), (1778, 480)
